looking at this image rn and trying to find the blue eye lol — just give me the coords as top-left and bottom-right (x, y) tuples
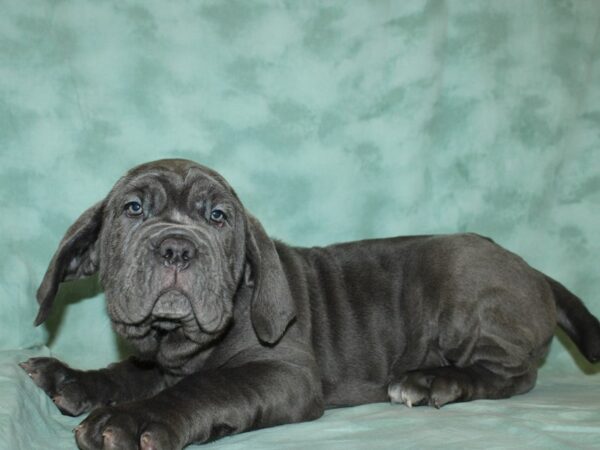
(125, 201), (143, 217)
(210, 209), (226, 223)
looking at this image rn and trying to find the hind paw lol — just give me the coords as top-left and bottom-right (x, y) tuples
(388, 369), (465, 409)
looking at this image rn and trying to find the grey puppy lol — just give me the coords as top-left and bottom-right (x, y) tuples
(20, 159), (600, 450)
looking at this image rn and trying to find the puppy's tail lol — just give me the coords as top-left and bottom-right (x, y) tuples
(546, 275), (600, 363)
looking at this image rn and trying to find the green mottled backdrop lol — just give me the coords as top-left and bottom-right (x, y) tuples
(1, 1), (599, 449)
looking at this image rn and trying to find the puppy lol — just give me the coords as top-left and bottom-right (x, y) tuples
(21, 159), (600, 450)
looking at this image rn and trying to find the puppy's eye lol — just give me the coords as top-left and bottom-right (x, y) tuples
(210, 209), (226, 225)
(125, 201), (143, 217)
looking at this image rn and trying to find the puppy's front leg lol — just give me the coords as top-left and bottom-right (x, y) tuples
(19, 357), (167, 416)
(75, 360), (324, 450)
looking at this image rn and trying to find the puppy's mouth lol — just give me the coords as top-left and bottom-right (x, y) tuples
(151, 290), (192, 318)
(151, 318), (182, 335)
(111, 286), (232, 349)
(149, 290), (197, 338)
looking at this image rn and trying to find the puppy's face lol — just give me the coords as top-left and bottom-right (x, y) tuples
(35, 159), (295, 374)
(96, 160), (246, 370)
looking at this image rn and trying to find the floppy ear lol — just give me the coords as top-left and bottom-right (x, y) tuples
(34, 201), (104, 326)
(245, 213), (296, 345)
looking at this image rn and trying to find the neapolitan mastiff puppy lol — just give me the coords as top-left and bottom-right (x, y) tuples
(21, 159), (600, 450)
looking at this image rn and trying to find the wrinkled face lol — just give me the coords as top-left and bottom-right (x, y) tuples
(97, 161), (246, 372)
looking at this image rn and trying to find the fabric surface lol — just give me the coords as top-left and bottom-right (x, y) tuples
(1, 1), (599, 449)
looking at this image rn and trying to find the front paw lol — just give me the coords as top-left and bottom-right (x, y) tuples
(75, 405), (182, 450)
(19, 357), (94, 416)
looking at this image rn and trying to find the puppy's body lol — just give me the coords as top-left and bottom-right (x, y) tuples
(20, 159), (599, 450)
(278, 234), (556, 407)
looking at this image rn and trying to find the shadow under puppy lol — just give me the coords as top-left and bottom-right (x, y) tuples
(20, 159), (600, 450)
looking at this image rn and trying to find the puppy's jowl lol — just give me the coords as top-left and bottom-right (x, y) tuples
(21, 159), (600, 450)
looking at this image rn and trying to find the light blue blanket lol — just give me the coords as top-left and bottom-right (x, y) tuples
(1, 1), (599, 449)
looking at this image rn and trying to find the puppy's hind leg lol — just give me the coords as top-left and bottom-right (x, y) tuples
(387, 328), (548, 408)
(388, 365), (538, 409)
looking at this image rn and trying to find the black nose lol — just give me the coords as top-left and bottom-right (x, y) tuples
(157, 236), (197, 270)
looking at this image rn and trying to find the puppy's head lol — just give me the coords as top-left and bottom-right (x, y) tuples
(35, 159), (294, 371)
